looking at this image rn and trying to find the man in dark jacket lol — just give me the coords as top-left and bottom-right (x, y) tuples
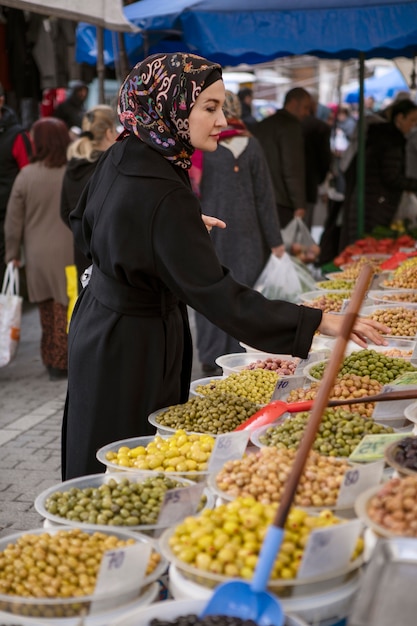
(53, 81), (89, 131)
(302, 93), (332, 229)
(0, 83), (32, 279)
(254, 87), (311, 228)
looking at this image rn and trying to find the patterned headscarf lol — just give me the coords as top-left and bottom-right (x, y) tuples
(223, 90), (242, 122)
(118, 52), (222, 169)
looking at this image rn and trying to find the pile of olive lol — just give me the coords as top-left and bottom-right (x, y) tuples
(308, 291), (352, 313)
(392, 437), (417, 472)
(105, 431), (215, 473)
(195, 369), (278, 404)
(244, 356), (299, 374)
(215, 446), (351, 507)
(365, 306), (417, 337)
(149, 617), (257, 626)
(335, 257), (384, 280)
(155, 393), (258, 434)
(257, 408), (394, 457)
(308, 349), (416, 384)
(168, 497), (363, 581)
(44, 475), (192, 526)
(287, 373), (382, 418)
(0, 528), (154, 602)
(366, 476), (417, 536)
(378, 292), (417, 304)
(316, 279), (355, 290)
(382, 258), (417, 290)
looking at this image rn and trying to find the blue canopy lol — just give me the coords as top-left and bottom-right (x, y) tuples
(76, 0), (417, 67)
(345, 68), (410, 103)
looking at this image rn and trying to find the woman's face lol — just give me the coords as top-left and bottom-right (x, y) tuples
(189, 80), (227, 151)
(396, 109), (417, 136)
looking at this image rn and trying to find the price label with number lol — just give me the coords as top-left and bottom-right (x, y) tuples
(91, 542), (150, 613)
(297, 518), (362, 579)
(336, 460), (384, 507)
(270, 375), (306, 400)
(349, 433), (407, 462)
(157, 482), (205, 526)
(208, 431), (249, 473)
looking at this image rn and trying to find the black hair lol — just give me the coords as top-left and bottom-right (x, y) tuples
(391, 99), (417, 122)
(284, 87), (310, 106)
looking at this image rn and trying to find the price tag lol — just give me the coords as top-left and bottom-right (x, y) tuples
(270, 375), (306, 401)
(340, 298), (351, 313)
(372, 382), (417, 420)
(208, 431), (250, 473)
(90, 542), (150, 613)
(157, 482), (205, 526)
(349, 433), (407, 462)
(336, 460), (384, 507)
(297, 518), (362, 579)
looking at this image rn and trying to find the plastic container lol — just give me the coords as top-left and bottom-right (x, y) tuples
(404, 401), (417, 424)
(303, 359), (327, 381)
(108, 596), (310, 626)
(360, 305), (417, 339)
(166, 564), (361, 626)
(344, 337), (416, 359)
(215, 351), (299, 377)
(34, 472), (212, 536)
(384, 437), (417, 477)
(367, 289), (417, 307)
(159, 527), (363, 597)
(96, 436), (211, 481)
(0, 526), (163, 619)
(354, 485), (403, 538)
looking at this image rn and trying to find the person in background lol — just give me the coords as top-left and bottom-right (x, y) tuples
(237, 87), (258, 130)
(4, 118), (73, 381)
(60, 105), (118, 283)
(301, 92), (332, 230)
(53, 81), (89, 134)
(193, 90), (285, 375)
(339, 99), (417, 250)
(254, 87), (311, 228)
(62, 52), (389, 480)
(0, 82), (32, 281)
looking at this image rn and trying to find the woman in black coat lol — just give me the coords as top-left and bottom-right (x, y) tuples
(340, 99), (417, 250)
(62, 53), (389, 480)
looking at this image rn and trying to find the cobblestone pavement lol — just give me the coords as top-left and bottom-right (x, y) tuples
(0, 302), (205, 538)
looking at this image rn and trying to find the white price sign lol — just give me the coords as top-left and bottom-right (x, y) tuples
(372, 383), (417, 420)
(208, 431), (250, 473)
(91, 542), (150, 613)
(271, 375), (306, 400)
(157, 482), (205, 526)
(297, 518), (362, 579)
(336, 460), (384, 508)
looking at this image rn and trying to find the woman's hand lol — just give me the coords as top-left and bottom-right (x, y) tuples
(318, 312), (391, 348)
(271, 244), (285, 258)
(201, 214), (227, 232)
(11, 259), (21, 269)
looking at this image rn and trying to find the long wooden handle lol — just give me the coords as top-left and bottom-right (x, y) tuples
(273, 265), (374, 529)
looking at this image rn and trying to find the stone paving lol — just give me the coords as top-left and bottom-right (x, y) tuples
(0, 301), (205, 538)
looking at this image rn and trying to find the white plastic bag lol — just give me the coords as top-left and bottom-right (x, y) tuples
(0, 262), (22, 367)
(253, 252), (303, 303)
(281, 216), (317, 249)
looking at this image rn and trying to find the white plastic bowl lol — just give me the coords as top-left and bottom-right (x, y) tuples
(189, 376), (223, 397)
(215, 351), (300, 377)
(368, 289), (417, 307)
(360, 304), (417, 339)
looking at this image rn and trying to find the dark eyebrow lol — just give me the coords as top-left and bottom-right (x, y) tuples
(202, 97), (222, 105)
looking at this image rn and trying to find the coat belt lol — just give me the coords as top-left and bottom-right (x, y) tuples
(88, 265), (178, 318)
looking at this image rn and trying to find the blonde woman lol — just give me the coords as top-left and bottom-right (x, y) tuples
(60, 105), (118, 280)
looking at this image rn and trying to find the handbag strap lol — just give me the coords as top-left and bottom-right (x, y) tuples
(1, 262), (20, 296)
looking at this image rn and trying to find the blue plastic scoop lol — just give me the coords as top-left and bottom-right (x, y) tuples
(201, 265), (374, 626)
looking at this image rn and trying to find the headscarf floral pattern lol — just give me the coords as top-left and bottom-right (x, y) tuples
(118, 53), (222, 169)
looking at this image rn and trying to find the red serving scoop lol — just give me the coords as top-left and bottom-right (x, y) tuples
(234, 388), (417, 432)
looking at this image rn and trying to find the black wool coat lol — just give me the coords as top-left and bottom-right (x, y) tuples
(62, 134), (322, 480)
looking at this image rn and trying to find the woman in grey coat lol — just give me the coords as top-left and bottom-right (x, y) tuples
(193, 91), (285, 373)
(5, 118), (73, 380)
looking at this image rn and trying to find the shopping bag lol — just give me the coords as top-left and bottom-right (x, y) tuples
(393, 192), (417, 227)
(281, 216), (320, 263)
(0, 262), (23, 367)
(253, 252), (303, 303)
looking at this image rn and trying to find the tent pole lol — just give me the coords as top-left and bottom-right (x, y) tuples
(356, 52), (365, 239)
(96, 26), (105, 104)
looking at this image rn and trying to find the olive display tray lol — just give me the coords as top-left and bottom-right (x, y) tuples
(158, 526), (364, 597)
(368, 289), (417, 307)
(96, 435), (210, 480)
(0, 526), (164, 619)
(34, 472), (213, 535)
(206, 470), (358, 513)
(215, 351), (299, 377)
(383, 437), (417, 477)
(148, 406), (227, 438)
(354, 484), (410, 539)
(360, 305), (417, 340)
(188, 376), (224, 397)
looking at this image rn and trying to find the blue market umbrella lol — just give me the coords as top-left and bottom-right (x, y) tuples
(346, 67), (409, 103)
